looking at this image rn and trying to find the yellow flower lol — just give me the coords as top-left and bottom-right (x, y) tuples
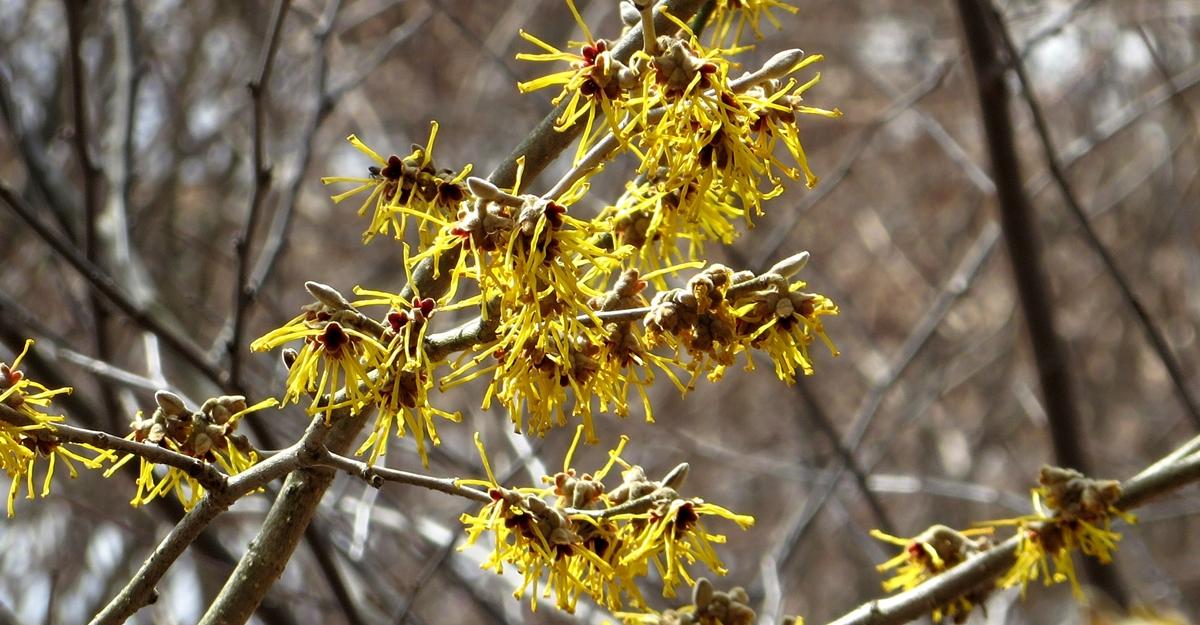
(636, 37), (838, 220)
(644, 257), (837, 387)
(435, 181), (642, 441)
(321, 122), (471, 244)
(736, 290), (839, 381)
(105, 393), (273, 510)
(252, 283), (391, 421)
(870, 525), (992, 622)
(0, 340), (106, 517)
(603, 180), (741, 276)
(613, 497), (755, 599)
(987, 466), (1134, 599)
(459, 427), (753, 613)
(516, 0), (638, 162)
(256, 282), (464, 467)
(351, 289), (461, 467)
(707, 0), (799, 47)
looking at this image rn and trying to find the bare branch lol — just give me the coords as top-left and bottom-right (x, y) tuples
(314, 448), (492, 503)
(87, 494), (230, 625)
(63, 0), (122, 428)
(89, 413), (328, 625)
(991, 8), (1200, 431)
(0, 185), (227, 388)
(227, 0), (292, 387)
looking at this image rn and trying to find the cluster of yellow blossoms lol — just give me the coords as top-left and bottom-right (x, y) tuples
(992, 466), (1134, 598)
(321, 123), (471, 245)
(0, 340), (104, 517)
(459, 427), (753, 614)
(257, 0), (840, 475)
(105, 391), (271, 510)
(1, 339), (281, 514)
(870, 466), (1134, 622)
(246, 1), (839, 618)
(520, 2), (839, 264)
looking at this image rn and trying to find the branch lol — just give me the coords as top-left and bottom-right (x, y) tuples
(239, 0), (354, 318)
(824, 433), (1200, 625)
(87, 493), (229, 625)
(0, 62), (80, 238)
(63, 0), (122, 428)
(990, 9), (1200, 431)
(196, 406), (372, 625)
(956, 0), (1126, 604)
(0, 185), (227, 389)
(313, 448), (492, 503)
(89, 413), (328, 625)
(227, 0), (292, 387)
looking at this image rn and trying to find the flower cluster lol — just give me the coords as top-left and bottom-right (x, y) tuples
(0, 340), (105, 517)
(252, 282), (460, 467)
(435, 177), (647, 441)
(614, 578), (779, 625)
(322, 122), (471, 244)
(519, 2), (839, 270)
(644, 253), (838, 386)
(252, 281), (392, 422)
(989, 466), (1133, 599)
(459, 427), (753, 614)
(105, 391), (271, 509)
(870, 525), (993, 623)
(601, 178), (742, 275)
(271, 0), (841, 469)
(706, 0), (800, 47)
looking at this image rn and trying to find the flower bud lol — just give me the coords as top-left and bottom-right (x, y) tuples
(155, 390), (188, 416)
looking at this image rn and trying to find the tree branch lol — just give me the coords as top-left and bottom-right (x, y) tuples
(314, 448), (492, 503)
(989, 9), (1200, 431)
(0, 185), (227, 390)
(956, 0), (1126, 605)
(824, 433), (1200, 625)
(89, 413), (329, 625)
(63, 0), (123, 432)
(227, 0), (292, 387)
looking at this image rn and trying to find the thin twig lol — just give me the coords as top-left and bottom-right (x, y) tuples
(992, 7), (1200, 431)
(241, 0), (368, 302)
(315, 448), (492, 503)
(0, 185), (226, 389)
(957, 0), (1124, 604)
(795, 380), (895, 534)
(63, 0), (122, 429)
(103, 0), (167, 399)
(0, 62), (79, 238)
(228, 0), (292, 387)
